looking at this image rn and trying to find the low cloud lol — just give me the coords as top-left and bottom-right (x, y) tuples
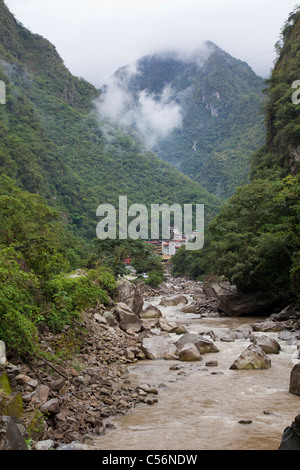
(96, 63), (183, 148)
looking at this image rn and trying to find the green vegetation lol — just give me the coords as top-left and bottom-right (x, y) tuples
(0, 1), (219, 356)
(87, 239), (164, 279)
(0, 0), (220, 242)
(112, 44), (266, 199)
(172, 7), (300, 300)
(172, 176), (300, 295)
(0, 174), (116, 355)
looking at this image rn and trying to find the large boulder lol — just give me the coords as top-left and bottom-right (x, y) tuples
(116, 278), (144, 315)
(251, 320), (282, 333)
(278, 330), (300, 343)
(217, 288), (288, 317)
(180, 301), (199, 313)
(178, 343), (202, 362)
(175, 333), (199, 350)
(193, 337), (219, 354)
(115, 303), (142, 332)
(274, 304), (300, 321)
(202, 280), (231, 299)
(142, 336), (177, 360)
(159, 295), (188, 307)
(251, 335), (281, 354)
(0, 416), (28, 450)
(140, 304), (162, 319)
(175, 333), (219, 354)
(289, 363), (300, 396)
(229, 344), (271, 370)
(278, 415), (300, 450)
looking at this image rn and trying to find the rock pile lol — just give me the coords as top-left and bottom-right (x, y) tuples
(1, 272), (299, 450)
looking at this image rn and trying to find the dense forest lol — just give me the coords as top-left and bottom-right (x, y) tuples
(106, 43), (266, 198)
(172, 7), (300, 301)
(0, 0), (221, 356)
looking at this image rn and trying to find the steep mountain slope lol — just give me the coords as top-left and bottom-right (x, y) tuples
(102, 43), (266, 198)
(0, 0), (221, 243)
(172, 7), (300, 298)
(251, 7), (300, 179)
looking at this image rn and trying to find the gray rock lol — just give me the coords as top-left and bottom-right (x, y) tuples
(140, 304), (162, 319)
(142, 336), (178, 360)
(35, 439), (55, 450)
(40, 398), (60, 415)
(48, 379), (65, 392)
(278, 330), (300, 343)
(220, 332), (237, 342)
(115, 302), (142, 332)
(158, 319), (176, 332)
(217, 290), (288, 317)
(205, 360), (218, 367)
(159, 295), (188, 307)
(94, 313), (107, 324)
(234, 326), (252, 339)
(289, 363), (300, 396)
(278, 415), (300, 450)
(0, 416), (28, 450)
(117, 278), (144, 315)
(199, 330), (218, 341)
(170, 325), (188, 335)
(202, 280), (231, 299)
(178, 343), (202, 362)
(251, 335), (281, 354)
(102, 310), (118, 326)
(193, 337), (219, 354)
(56, 441), (95, 450)
(229, 344), (271, 370)
(175, 333), (218, 354)
(275, 304), (300, 321)
(15, 374), (31, 386)
(180, 301), (199, 313)
(28, 379), (38, 389)
(176, 333), (198, 350)
(251, 320), (282, 333)
(35, 384), (50, 402)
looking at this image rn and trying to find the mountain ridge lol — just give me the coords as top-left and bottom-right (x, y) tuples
(0, 0), (221, 244)
(101, 42), (266, 198)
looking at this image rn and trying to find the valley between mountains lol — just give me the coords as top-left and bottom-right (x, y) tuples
(0, 0), (299, 451)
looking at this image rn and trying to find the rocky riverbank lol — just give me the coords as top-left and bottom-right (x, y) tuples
(1, 273), (299, 450)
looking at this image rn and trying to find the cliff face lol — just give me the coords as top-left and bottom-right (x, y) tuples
(252, 7), (300, 179)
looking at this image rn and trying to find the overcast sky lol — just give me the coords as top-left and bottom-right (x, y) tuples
(4, 0), (299, 87)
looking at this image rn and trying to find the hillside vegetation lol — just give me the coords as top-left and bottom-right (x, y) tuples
(107, 43), (266, 198)
(0, 0), (221, 356)
(172, 7), (300, 300)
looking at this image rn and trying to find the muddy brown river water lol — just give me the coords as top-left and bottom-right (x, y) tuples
(95, 293), (300, 451)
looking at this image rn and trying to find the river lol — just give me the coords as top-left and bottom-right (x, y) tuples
(95, 285), (300, 451)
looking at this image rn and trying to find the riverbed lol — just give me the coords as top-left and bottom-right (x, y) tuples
(95, 290), (300, 451)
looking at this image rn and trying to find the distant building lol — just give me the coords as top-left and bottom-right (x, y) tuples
(145, 226), (198, 263)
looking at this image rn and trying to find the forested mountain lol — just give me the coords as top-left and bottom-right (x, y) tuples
(172, 7), (300, 299)
(0, 0), (220, 242)
(0, 0), (222, 354)
(103, 43), (266, 198)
